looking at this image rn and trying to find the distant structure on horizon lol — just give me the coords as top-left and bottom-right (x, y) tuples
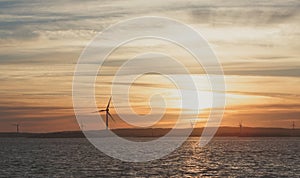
(12, 123), (20, 133)
(292, 121), (295, 130)
(239, 120), (243, 136)
(190, 119), (196, 128)
(291, 121), (296, 136)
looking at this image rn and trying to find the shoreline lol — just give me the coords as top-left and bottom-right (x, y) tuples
(1, 127), (299, 138)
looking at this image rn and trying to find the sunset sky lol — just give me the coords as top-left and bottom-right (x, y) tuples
(0, 0), (299, 132)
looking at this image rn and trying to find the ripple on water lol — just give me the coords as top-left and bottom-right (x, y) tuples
(0, 137), (299, 177)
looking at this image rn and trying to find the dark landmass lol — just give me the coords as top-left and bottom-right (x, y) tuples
(0, 127), (299, 138)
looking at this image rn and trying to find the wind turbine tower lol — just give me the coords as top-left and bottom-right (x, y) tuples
(293, 121), (295, 130)
(13, 123), (20, 133)
(239, 120), (243, 136)
(190, 119), (196, 128)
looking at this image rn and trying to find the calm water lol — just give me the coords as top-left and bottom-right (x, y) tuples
(0, 137), (299, 177)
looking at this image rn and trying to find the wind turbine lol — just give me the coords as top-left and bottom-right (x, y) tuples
(97, 97), (115, 130)
(190, 119), (196, 128)
(12, 123), (20, 133)
(239, 120), (243, 136)
(292, 121), (295, 130)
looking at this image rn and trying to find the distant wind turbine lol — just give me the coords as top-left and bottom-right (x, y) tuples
(96, 97), (115, 130)
(239, 120), (243, 136)
(12, 123), (20, 133)
(292, 121), (295, 130)
(291, 121), (296, 136)
(190, 119), (196, 128)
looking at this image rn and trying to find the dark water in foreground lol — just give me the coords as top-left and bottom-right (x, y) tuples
(0, 137), (299, 177)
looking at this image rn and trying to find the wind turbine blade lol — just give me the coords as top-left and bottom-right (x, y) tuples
(106, 97), (112, 109)
(93, 109), (106, 113)
(107, 112), (115, 122)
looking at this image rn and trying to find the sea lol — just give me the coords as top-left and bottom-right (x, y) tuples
(0, 137), (299, 177)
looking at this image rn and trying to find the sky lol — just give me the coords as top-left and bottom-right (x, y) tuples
(0, 0), (299, 132)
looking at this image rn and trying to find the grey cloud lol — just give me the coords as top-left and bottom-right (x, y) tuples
(0, 105), (72, 113)
(101, 81), (170, 89)
(0, 48), (81, 65)
(188, 1), (300, 26)
(226, 90), (300, 100)
(0, 105), (74, 122)
(224, 67), (300, 77)
(0, 114), (75, 126)
(226, 103), (300, 111)
(227, 111), (300, 122)
(250, 55), (295, 60)
(1, 0), (299, 42)
(0, 0), (130, 41)
(224, 103), (300, 126)
(0, 27), (39, 40)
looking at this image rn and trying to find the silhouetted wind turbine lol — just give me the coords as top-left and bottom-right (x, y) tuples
(97, 97), (115, 130)
(190, 119), (196, 128)
(292, 121), (295, 130)
(12, 123), (20, 133)
(291, 121), (296, 136)
(239, 120), (243, 136)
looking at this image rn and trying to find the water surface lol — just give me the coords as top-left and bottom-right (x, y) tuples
(0, 137), (299, 177)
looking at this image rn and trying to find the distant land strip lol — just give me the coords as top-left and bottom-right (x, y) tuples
(0, 127), (299, 138)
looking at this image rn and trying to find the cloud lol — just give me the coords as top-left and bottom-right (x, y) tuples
(0, 0), (299, 131)
(225, 67), (300, 77)
(222, 103), (300, 127)
(188, 0), (300, 26)
(226, 103), (300, 111)
(226, 90), (300, 100)
(0, 27), (39, 40)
